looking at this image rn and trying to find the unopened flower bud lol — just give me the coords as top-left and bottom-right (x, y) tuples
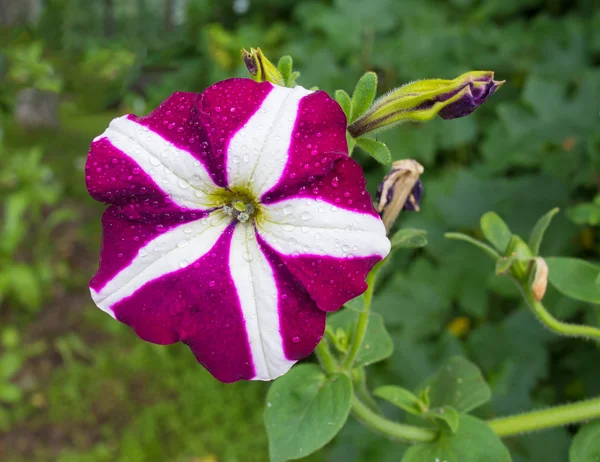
(532, 257), (549, 301)
(241, 47), (283, 86)
(376, 159), (424, 232)
(348, 71), (504, 138)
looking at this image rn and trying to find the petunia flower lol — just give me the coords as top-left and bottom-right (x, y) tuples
(85, 78), (390, 383)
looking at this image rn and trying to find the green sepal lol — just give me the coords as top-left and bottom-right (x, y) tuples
(355, 137), (391, 164)
(480, 211), (512, 253)
(349, 71), (378, 123)
(334, 89), (352, 120)
(528, 207), (560, 255)
(505, 235), (534, 280)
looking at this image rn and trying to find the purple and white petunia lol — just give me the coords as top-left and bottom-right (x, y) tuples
(85, 78), (390, 383)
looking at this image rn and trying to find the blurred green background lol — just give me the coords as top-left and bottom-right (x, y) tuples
(0, 0), (599, 461)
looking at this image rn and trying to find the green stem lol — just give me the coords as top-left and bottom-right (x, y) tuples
(489, 396), (600, 437)
(353, 368), (382, 414)
(519, 280), (600, 342)
(314, 339), (339, 373)
(352, 395), (437, 443)
(343, 265), (379, 369)
(351, 394), (600, 444)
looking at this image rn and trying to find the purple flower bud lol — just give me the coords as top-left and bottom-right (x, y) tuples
(438, 74), (503, 120)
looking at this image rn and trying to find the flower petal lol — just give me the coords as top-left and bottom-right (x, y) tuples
(258, 199), (390, 311)
(226, 84), (313, 194)
(264, 156), (380, 216)
(105, 225), (258, 383)
(259, 89), (349, 202)
(229, 224), (325, 380)
(88, 114), (219, 213)
(91, 209), (230, 312)
(195, 79), (276, 188)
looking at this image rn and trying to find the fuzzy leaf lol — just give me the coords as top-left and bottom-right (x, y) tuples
(335, 89), (352, 119)
(355, 137), (391, 164)
(350, 72), (377, 122)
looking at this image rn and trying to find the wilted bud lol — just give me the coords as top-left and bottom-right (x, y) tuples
(376, 159), (424, 232)
(348, 71), (504, 138)
(532, 257), (549, 301)
(241, 47), (284, 86)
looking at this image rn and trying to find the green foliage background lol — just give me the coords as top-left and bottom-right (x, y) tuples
(0, 0), (599, 460)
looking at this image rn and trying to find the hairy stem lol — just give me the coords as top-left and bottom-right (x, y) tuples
(314, 339), (339, 373)
(354, 368), (382, 414)
(352, 395), (437, 443)
(343, 264), (379, 368)
(519, 280), (600, 342)
(489, 396), (600, 436)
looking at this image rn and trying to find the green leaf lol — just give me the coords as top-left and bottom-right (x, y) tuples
(355, 137), (391, 164)
(427, 405), (460, 433)
(417, 356), (491, 413)
(402, 415), (511, 462)
(2, 193), (28, 254)
(350, 71), (377, 122)
(0, 352), (23, 379)
(445, 233), (500, 261)
(373, 386), (424, 416)
(335, 89), (352, 119)
(546, 257), (600, 303)
(8, 264), (42, 311)
(327, 310), (393, 367)
(391, 228), (428, 249)
(265, 364), (352, 462)
(568, 202), (600, 226)
(0, 382), (22, 403)
(570, 421), (600, 462)
(529, 208), (560, 255)
(480, 212), (512, 253)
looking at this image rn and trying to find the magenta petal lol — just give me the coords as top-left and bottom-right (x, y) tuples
(195, 79), (273, 187)
(257, 234), (326, 360)
(110, 226), (256, 383)
(257, 233), (380, 312)
(261, 91), (349, 199)
(89, 206), (207, 293)
(132, 83), (272, 188)
(86, 137), (206, 221)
